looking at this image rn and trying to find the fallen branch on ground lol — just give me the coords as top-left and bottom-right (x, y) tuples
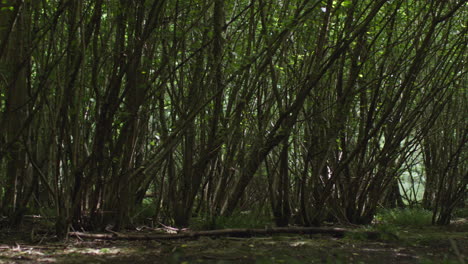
(69, 227), (380, 241)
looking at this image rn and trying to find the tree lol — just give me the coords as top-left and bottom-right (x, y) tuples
(0, 0), (32, 226)
(0, 0), (465, 235)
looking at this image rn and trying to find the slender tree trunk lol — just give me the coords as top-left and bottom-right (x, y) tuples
(0, 0), (31, 226)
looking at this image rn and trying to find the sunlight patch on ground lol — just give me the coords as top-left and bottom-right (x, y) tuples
(65, 246), (125, 255)
(289, 241), (309, 247)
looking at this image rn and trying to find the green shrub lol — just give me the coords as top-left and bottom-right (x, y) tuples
(375, 208), (432, 227)
(191, 211), (272, 230)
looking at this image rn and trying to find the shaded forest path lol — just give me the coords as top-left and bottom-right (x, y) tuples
(0, 218), (466, 263)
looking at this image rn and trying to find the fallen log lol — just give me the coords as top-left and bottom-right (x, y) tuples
(69, 227), (380, 241)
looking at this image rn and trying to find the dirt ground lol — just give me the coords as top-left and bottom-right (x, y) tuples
(0, 218), (466, 264)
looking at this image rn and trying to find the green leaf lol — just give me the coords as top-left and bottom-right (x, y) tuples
(341, 1), (352, 7)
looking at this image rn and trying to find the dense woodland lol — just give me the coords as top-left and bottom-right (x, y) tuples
(0, 0), (466, 239)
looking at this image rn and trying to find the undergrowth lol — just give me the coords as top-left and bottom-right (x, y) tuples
(453, 208), (468, 218)
(133, 199), (273, 230)
(190, 211), (272, 230)
(375, 207), (432, 227)
(347, 208), (434, 242)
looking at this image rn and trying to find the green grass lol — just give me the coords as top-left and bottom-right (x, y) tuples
(375, 208), (432, 227)
(190, 211), (272, 230)
(345, 207), (434, 242)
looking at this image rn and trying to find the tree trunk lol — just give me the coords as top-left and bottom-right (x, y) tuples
(0, 0), (31, 226)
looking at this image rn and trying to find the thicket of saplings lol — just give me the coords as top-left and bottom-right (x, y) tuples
(22, 188), (465, 233)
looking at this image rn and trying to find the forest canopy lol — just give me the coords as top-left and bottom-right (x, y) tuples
(0, 0), (466, 237)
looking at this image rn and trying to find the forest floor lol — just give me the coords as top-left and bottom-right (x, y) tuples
(0, 217), (466, 264)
